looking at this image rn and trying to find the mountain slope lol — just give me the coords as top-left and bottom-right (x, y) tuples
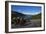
(11, 11), (32, 19)
(32, 13), (41, 19)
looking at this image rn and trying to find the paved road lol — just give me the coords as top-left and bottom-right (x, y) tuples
(12, 19), (41, 28)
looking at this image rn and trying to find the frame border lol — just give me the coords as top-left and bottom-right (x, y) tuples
(5, 1), (45, 33)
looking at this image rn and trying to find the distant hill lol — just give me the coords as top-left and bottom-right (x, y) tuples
(32, 13), (41, 19)
(11, 11), (26, 18)
(11, 11), (41, 19)
(11, 11), (32, 19)
(12, 11), (25, 16)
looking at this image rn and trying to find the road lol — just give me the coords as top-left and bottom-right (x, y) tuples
(12, 19), (41, 28)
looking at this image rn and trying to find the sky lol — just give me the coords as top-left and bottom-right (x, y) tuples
(11, 5), (41, 15)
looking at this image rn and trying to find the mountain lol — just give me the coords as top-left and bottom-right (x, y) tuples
(12, 11), (25, 16)
(11, 11), (32, 19)
(11, 11), (41, 20)
(11, 11), (26, 18)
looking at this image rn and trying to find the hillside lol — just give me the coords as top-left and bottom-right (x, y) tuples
(32, 13), (41, 19)
(11, 11), (41, 19)
(11, 11), (25, 18)
(11, 11), (32, 19)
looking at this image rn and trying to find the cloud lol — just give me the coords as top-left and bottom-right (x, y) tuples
(22, 11), (41, 15)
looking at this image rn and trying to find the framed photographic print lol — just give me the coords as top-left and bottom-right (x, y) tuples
(5, 1), (45, 33)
